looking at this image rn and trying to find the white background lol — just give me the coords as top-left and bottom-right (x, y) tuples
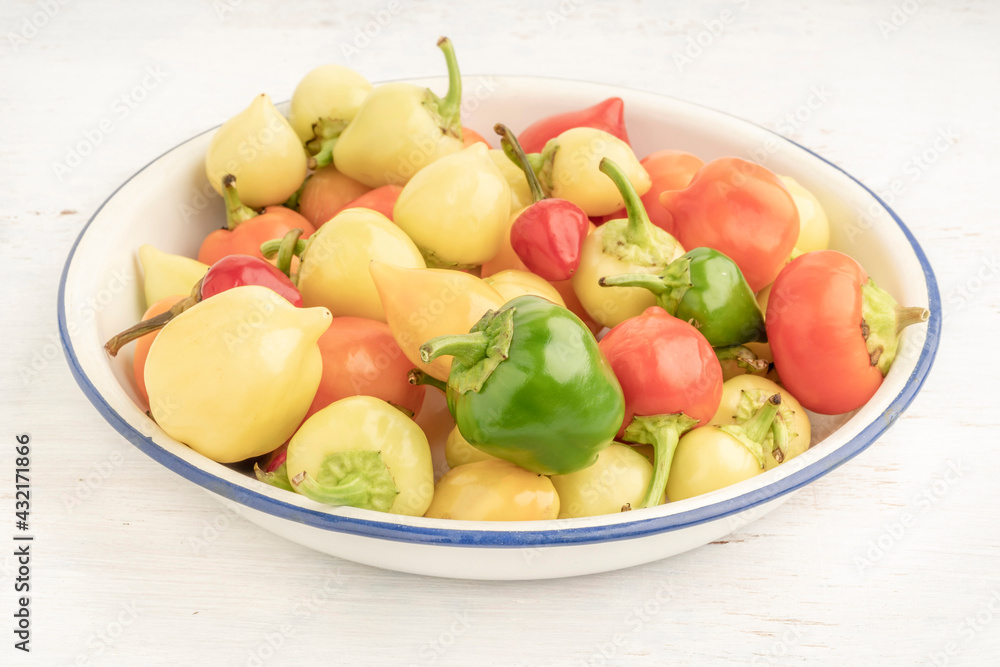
(1, 0), (998, 665)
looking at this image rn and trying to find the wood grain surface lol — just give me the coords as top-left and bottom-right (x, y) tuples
(1, 1), (996, 665)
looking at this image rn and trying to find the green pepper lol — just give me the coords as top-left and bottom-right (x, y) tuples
(419, 295), (624, 476)
(599, 247), (766, 347)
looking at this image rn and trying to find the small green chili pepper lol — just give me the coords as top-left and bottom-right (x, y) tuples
(419, 295), (625, 476)
(599, 247), (766, 347)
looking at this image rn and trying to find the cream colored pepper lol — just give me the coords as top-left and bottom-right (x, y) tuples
(145, 285), (331, 463)
(393, 143), (511, 268)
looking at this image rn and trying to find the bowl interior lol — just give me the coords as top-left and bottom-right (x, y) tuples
(59, 76), (939, 544)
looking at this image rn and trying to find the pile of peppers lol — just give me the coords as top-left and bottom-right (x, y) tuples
(107, 37), (930, 522)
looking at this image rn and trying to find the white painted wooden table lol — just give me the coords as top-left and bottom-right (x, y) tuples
(2, 1), (997, 664)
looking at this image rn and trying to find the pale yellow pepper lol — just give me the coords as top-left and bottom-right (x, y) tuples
(205, 94), (308, 208)
(539, 127), (651, 216)
(483, 270), (565, 307)
(424, 459), (559, 521)
(297, 208), (425, 321)
(138, 244), (208, 310)
(488, 149), (533, 213)
(551, 444), (659, 518)
(286, 396), (434, 516)
(289, 64), (372, 144)
(369, 262), (505, 381)
(145, 285), (330, 463)
(393, 143), (511, 268)
(332, 38), (464, 187)
(780, 175), (830, 253)
(444, 425), (498, 469)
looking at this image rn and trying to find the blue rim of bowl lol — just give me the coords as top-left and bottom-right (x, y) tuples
(58, 87), (941, 549)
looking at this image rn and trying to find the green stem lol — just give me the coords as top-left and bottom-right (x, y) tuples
(599, 158), (654, 249)
(222, 174), (259, 230)
(434, 36), (463, 137)
(276, 228), (303, 278)
(408, 369), (448, 393)
(289, 450), (399, 512)
(104, 295), (198, 356)
(599, 272), (668, 293)
(283, 177), (307, 211)
(738, 394), (781, 443)
(254, 462), (294, 492)
(714, 345), (769, 373)
(494, 123), (545, 203)
(419, 331), (489, 366)
(623, 413), (699, 509)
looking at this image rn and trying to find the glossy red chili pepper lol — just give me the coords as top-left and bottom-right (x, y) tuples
(104, 254), (302, 356)
(516, 97), (631, 155)
(495, 124), (589, 281)
(200, 254), (302, 306)
(659, 157), (799, 292)
(598, 306), (723, 509)
(198, 174), (316, 266)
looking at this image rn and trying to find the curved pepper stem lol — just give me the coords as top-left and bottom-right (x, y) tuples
(222, 174), (261, 229)
(599, 158), (654, 249)
(305, 118), (348, 170)
(104, 278), (203, 356)
(624, 413), (699, 509)
(290, 450), (399, 512)
(425, 37), (463, 139)
(254, 461), (294, 492)
(260, 229), (308, 278)
(408, 369), (448, 393)
(494, 123), (546, 203)
(419, 307), (515, 393)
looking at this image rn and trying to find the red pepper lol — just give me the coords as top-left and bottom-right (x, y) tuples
(104, 253), (303, 356)
(304, 316), (426, 423)
(495, 124), (589, 281)
(766, 250), (928, 415)
(200, 254), (302, 306)
(598, 306), (723, 508)
(659, 157), (799, 292)
(516, 97), (631, 155)
(344, 184), (404, 221)
(198, 174), (316, 266)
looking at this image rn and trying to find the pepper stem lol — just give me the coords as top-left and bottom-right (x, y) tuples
(717, 394), (781, 469)
(714, 345), (770, 373)
(222, 174), (260, 230)
(254, 461), (294, 492)
(261, 229), (308, 278)
(494, 123), (545, 203)
(860, 279), (930, 376)
(599, 272), (667, 293)
(599, 158), (653, 249)
(408, 369), (448, 393)
(104, 294), (198, 356)
(276, 228), (303, 278)
(290, 450), (399, 512)
(419, 331), (490, 367)
(431, 36), (463, 138)
(305, 118), (348, 170)
(624, 413), (699, 509)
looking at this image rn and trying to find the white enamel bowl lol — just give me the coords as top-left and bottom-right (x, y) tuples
(59, 77), (940, 580)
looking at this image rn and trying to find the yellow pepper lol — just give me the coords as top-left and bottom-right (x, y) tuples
(289, 64), (372, 161)
(482, 269), (565, 306)
(424, 459), (559, 521)
(488, 149), (533, 213)
(444, 425), (498, 468)
(332, 38), (464, 187)
(285, 396), (434, 516)
(204, 94), (308, 209)
(370, 261), (505, 380)
(538, 127), (651, 216)
(550, 443), (659, 518)
(137, 244), (208, 310)
(144, 285), (330, 463)
(572, 159), (684, 328)
(296, 208), (425, 321)
(393, 143), (511, 268)
(779, 175), (830, 253)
